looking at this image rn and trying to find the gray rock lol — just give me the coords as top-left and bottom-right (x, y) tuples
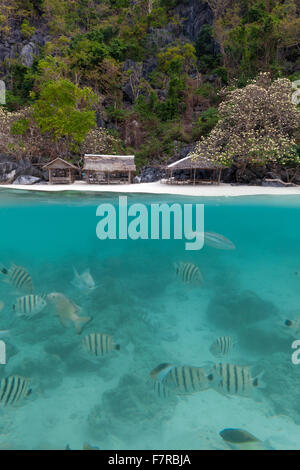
(13, 175), (41, 185)
(20, 43), (36, 67)
(139, 166), (167, 183)
(123, 81), (135, 104)
(5, 169), (17, 182)
(262, 178), (296, 187)
(0, 45), (10, 61)
(174, 0), (213, 41)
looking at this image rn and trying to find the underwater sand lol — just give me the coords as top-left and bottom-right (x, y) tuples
(0, 190), (300, 449)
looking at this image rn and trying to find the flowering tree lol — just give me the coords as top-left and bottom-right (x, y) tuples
(190, 73), (300, 174)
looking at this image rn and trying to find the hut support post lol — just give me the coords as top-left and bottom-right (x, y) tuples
(193, 168), (196, 185)
(218, 169), (221, 185)
(128, 171), (131, 184)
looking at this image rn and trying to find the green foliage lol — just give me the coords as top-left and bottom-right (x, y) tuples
(195, 25), (221, 72)
(158, 44), (197, 75)
(4, 63), (35, 110)
(32, 79), (98, 147)
(2, 0), (300, 166)
(20, 19), (35, 39)
(194, 107), (219, 137)
(10, 117), (30, 135)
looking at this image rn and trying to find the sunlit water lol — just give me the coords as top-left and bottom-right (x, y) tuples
(0, 189), (300, 450)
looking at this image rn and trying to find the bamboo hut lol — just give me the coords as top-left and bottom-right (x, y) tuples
(43, 158), (79, 184)
(83, 154), (136, 184)
(165, 155), (224, 185)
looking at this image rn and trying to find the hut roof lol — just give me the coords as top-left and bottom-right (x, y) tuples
(167, 155), (223, 170)
(83, 154), (136, 172)
(42, 158), (79, 170)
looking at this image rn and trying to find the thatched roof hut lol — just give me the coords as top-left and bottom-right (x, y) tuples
(43, 158), (79, 184)
(83, 154), (136, 184)
(166, 155), (224, 185)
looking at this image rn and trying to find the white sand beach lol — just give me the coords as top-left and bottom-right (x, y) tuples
(1, 180), (300, 197)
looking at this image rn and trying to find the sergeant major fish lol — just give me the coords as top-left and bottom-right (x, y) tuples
(174, 262), (203, 284)
(150, 363), (209, 395)
(0, 375), (32, 407)
(209, 336), (237, 358)
(207, 363), (265, 398)
(47, 292), (92, 334)
(0, 264), (33, 293)
(83, 333), (120, 357)
(13, 295), (47, 318)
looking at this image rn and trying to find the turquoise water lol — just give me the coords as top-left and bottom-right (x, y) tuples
(1, 189), (300, 449)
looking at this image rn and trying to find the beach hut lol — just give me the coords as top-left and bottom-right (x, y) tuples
(165, 155), (224, 185)
(83, 154), (136, 184)
(43, 158), (79, 184)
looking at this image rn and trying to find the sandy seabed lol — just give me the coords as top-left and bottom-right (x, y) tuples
(1, 181), (300, 450)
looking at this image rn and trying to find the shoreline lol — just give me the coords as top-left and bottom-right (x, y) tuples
(1, 181), (300, 197)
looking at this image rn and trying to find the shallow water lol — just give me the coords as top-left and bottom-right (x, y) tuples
(0, 189), (300, 450)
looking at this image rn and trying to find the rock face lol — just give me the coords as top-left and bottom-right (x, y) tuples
(13, 175), (41, 185)
(20, 43), (38, 67)
(0, 156), (46, 183)
(0, 26), (47, 72)
(174, 0), (214, 41)
(139, 166), (167, 183)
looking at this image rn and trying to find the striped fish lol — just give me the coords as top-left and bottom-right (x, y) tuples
(13, 295), (47, 318)
(1, 264), (33, 293)
(207, 363), (264, 397)
(174, 262), (203, 284)
(83, 333), (120, 357)
(0, 376), (32, 407)
(152, 379), (171, 399)
(150, 363), (209, 395)
(209, 336), (236, 358)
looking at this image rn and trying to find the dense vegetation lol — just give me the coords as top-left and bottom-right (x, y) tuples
(0, 0), (300, 169)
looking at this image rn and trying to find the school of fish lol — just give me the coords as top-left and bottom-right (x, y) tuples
(0, 231), (279, 449)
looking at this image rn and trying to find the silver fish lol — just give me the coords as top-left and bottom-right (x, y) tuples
(71, 267), (96, 292)
(204, 232), (236, 250)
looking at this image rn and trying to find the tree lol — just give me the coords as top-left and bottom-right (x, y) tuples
(32, 79), (99, 153)
(190, 73), (300, 173)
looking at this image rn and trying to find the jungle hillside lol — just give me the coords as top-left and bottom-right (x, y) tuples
(0, 0), (300, 177)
